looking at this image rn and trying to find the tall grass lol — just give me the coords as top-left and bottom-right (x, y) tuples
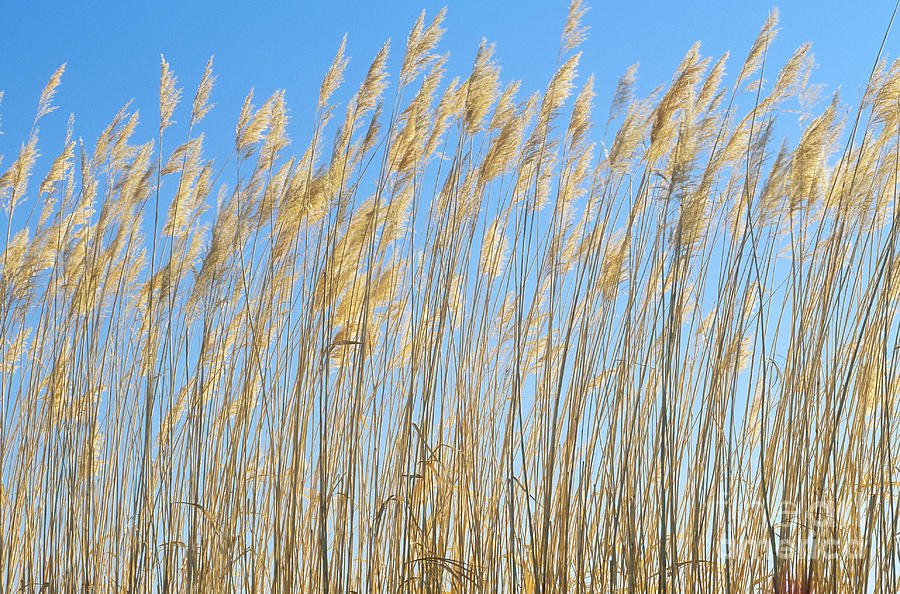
(2, 2), (900, 591)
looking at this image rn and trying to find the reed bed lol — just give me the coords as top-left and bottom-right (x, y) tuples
(2, 2), (900, 591)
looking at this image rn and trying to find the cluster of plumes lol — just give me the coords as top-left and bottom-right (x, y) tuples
(2, 2), (900, 592)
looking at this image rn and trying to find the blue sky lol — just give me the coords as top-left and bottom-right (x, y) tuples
(1, 0), (898, 187)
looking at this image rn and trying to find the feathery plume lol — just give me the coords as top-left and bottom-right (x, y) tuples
(400, 8), (446, 86)
(488, 81), (521, 131)
(561, 0), (590, 55)
(736, 8), (778, 88)
(39, 140), (75, 197)
(319, 35), (349, 109)
(464, 40), (501, 135)
(159, 55), (182, 132)
(696, 52), (728, 113)
(357, 41), (390, 116)
(479, 218), (508, 280)
(36, 64), (65, 122)
(191, 56), (216, 123)
(607, 63), (638, 128)
(567, 75), (595, 151)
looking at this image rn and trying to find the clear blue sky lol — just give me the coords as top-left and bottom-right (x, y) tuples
(1, 0), (898, 184)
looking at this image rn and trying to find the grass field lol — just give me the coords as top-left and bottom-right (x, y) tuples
(2, 2), (900, 591)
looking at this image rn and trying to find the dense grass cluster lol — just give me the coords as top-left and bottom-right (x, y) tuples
(3, 2), (900, 591)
